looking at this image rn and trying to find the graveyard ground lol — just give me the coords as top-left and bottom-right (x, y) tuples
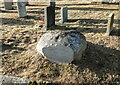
(1, 2), (120, 83)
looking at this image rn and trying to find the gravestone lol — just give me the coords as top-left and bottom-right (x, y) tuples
(4, 0), (13, 10)
(106, 13), (114, 35)
(17, 1), (27, 17)
(42, 6), (55, 30)
(36, 30), (87, 64)
(61, 7), (68, 23)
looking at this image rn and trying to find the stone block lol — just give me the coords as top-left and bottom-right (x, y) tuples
(17, 1), (27, 17)
(36, 30), (87, 64)
(42, 6), (55, 30)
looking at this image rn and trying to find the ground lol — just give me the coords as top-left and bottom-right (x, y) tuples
(0, 2), (120, 83)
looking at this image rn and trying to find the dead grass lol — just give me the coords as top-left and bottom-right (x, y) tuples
(1, 2), (120, 83)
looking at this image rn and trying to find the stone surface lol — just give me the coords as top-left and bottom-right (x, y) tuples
(17, 1), (27, 17)
(0, 74), (28, 84)
(106, 13), (114, 35)
(61, 7), (68, 23)
(42, 6), (55, 30)
(36, 30), (87, 64)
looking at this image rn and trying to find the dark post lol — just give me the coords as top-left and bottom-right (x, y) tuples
(50, 0), (55, 26)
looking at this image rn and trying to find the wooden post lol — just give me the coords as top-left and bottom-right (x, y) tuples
(106, 13), (114, 35)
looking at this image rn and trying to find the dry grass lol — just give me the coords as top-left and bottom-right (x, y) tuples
(1, 2), (120, 83)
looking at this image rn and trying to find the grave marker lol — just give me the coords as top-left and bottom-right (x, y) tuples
(61, 7), (68, 23)
(106, 13), (114, 35)
(4, 0), (13, 10)
(17, 1), (27, 17)
(42, 6), (55, 30)
(24, 0), (29, 6)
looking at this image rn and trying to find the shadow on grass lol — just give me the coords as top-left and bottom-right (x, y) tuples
(2, 43), (26, 52)
(73, 41), (120, 78)
(68, 7), (119, 11)
(48, 25), (120, 36)
(57, 3), (119, 6)
(27, 10), (44, 14)
(27, 10), (60, 15)
(110, 28), (120, 36)
(1, 10), (18, 13)
(1, 18), (35, 26)
(26, 4), (48, 6)
(67, 19), (119, 24)
(1, 9), (44, 14)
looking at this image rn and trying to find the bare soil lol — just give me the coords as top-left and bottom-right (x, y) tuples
(0, 2), (120, 83)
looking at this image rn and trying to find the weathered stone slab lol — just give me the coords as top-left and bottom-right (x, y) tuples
(4, 0), (13, 10)
(61, 7), (68, 23)
(106, 13), (114, 35)
(36, 30), (87, 64)
(42, 6), (55, 30)
(17, 1), (27, 17)
(0, 75), (28, 84)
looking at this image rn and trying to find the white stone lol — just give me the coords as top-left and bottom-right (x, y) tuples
(61, 7), (68, 23)
(42, 45), (74, 63)
(36, 30), (87, 64)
